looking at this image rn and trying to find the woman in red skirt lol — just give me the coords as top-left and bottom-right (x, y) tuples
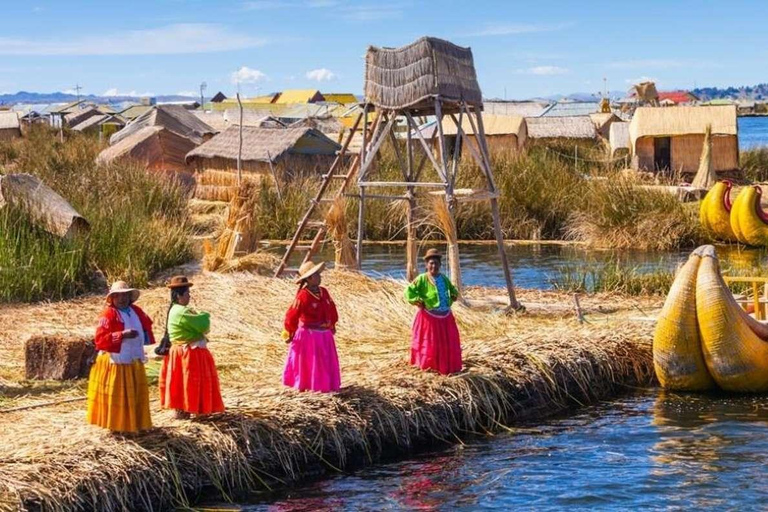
(281, 260), (341, 392)
(405, 249), (462, 375)
(158, 275), (225, 418)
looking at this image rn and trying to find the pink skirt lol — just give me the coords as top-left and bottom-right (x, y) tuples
(283, 325), (341, 392)
(411, 309), (462, 375)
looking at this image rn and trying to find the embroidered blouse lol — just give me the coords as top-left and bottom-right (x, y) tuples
(404, 273), (458, 311)
(283, 286), (339, 338)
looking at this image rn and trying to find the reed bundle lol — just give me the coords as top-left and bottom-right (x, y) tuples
(203, 181), (261, 271)
(324, 197), (356, 270)
(0, 271), (657, 511)
(430, 196), (463, 292)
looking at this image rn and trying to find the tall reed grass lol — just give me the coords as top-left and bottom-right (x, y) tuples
(0, 126), (192, 302)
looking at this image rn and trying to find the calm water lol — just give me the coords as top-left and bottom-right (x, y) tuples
(235, 390), (768, 510)
(283, 242), (768, 290)
(739, 116), (768, 149)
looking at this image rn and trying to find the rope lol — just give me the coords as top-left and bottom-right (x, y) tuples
(0, 396), (87, 414)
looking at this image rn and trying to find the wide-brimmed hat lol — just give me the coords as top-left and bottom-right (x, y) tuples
(295, 260), (326, 283)
(166, 275), (194, 289)
(106, 281), (139, 303)
(423, 248), (442, 262)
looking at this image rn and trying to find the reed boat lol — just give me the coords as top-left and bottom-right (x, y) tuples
(730, 185), (768, 246)
(652, 247), (714, 391)
(654, 245), (768, 392)
(699, 181), (736, 242)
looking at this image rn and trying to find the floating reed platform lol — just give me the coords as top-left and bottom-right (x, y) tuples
(0, 271), (659, 511)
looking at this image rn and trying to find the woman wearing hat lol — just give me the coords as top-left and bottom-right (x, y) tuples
(281, 260), (341, 392)
(404, 249), (462, 375)
(158, 276), (224, 418)
(87, 281), (154, 433)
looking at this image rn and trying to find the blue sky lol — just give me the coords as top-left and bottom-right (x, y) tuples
(0, 0), (766, 99)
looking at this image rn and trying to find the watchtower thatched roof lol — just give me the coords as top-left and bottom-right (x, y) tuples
(364, 36), (482, 113)
(185, 126), (340, 164)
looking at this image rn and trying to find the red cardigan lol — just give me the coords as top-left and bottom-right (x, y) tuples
(284, 287), (338, 335)
(95, 305), (155, 353)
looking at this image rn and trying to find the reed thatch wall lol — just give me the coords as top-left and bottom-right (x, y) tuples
(526, 116), (596, 139)
(97, 126), (197, 172)
(634, 134), (738, 173)
(364, 36), (482, 111)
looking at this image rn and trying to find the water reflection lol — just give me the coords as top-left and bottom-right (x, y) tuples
(234, 390), (768, 510)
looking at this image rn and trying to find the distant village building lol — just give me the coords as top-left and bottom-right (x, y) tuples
(119, 105), (154, 121)
(609, 121), (630, 157)
(442, 113), (527, 156)
(71, 114), (126, 139)
(525, 116), (596, 140)
(321, 93), (358, 104)
(629, 105), (738, 174)
(589, 112), (623, 140)
(657, 91), (699, 106)
(210, 92), (227, 103)
(274, 89), (325, 104)
(483, 100), (552, 118)
(0, 111), (22, 140)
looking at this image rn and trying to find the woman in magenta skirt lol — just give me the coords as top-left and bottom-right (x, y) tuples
(281, 260), (341, 392)
(405, 249), (462, 375)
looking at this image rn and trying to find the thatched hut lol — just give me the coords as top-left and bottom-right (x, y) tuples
(110, 105), (216, 146)
(525, 116), (596, 140)
(442, 113), (527, 156)
(97, 126), (198, 175)
(589, 112), (622, 140)
(364, 36), (482, 113)
(0, 111), (22, 140)
(186, 126), (341, 201)
(629, 105), (738, 174)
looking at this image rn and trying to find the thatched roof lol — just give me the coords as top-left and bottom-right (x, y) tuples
(222, 109), (285, 128)
(525, 116), (595, 139)
(275, 90), (325, 104)
(483, 101), (551, 118)
(364, 36), (482, 111)
(589, 112), (621, 130)
(193, 111), (228, 132)
(71, 114), (109, 131)
(0, 111), (20, 130)
(629, 106), (738, 145)
(442, 113), (525, 137)
(186, 126), (340, 164)
(110, 105), (216, 146)
(609, 121), (630, 152)
(289, 116), (344, 134)
(65, 107), (102, 128)
(98, 126), (163, 163)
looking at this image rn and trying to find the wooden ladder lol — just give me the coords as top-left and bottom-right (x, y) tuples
(274, 112), (364, 277)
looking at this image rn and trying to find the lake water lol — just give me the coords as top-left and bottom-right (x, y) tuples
(238, 390), (768, 510)
(283, 242), (767, 290)
(738, 116), (768, 150)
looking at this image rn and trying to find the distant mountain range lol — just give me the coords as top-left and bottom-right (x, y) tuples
(0, 91), (198, 105)
(691, 84), (768, 101)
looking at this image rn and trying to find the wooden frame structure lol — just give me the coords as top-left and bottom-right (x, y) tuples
(275, 37), (521, 310)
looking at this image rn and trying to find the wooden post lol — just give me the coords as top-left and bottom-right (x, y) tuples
(473, 106), (520, 310)
(237, 93), (243, 186)
(406, 123), (417, 281)
(434, 99), (462, 294)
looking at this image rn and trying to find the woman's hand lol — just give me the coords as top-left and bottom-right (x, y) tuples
(122, 329), (138, 339)
(415, 300), (425, 309)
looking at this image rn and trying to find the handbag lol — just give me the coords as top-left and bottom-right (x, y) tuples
(154, 305), (173, 356)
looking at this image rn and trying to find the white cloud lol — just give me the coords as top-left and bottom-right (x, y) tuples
(467, 22), (574, 37)
(231, 66), (268, 84)
(176, 90), (198, 97)
(102, 88), (155, 97)
(0, 24), (268, 55)
(306, 68), (335, 81)
(516, 66), (569, 75)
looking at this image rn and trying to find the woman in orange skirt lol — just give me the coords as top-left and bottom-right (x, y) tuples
(405, 249), (462, 375)
(158, 276), (224, 418)
(87, 281), (154, 433)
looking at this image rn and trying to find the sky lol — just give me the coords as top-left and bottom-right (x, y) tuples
(0, 0), (767, 100)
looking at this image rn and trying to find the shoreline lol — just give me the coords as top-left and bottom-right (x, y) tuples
(0, 271), (657, 511)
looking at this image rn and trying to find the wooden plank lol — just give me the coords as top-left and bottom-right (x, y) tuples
(357, 181), (446, 188)
(358, 112), (395, 182)
(345, 193), (408, 200)
(404, 111), (447, 184)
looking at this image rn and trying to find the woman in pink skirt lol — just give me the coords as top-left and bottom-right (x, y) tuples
(405, 248), (462, 375)
(281, 260), (341, 392)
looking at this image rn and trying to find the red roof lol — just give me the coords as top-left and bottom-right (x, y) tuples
(658, 91), (698, 104)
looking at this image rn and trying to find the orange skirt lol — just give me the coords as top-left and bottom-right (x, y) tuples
(159, 344), (225, 414)
(86, 353), (152, 433)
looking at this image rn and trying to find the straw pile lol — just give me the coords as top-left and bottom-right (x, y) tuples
(431, 196), (463, 292)
(325, 197), (356, 270)
(0, 272), (657, 511)
(691, 124), (715, 189)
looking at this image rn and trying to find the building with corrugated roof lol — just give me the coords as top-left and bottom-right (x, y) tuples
(274, 89), (325, 104)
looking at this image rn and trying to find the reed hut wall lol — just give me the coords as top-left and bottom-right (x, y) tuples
(634, 134), (738, 173)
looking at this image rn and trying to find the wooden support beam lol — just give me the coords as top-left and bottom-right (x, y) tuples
(358, 112), (395, 182)
(357, 181), (446, 188)
(404, 111), (447, 183)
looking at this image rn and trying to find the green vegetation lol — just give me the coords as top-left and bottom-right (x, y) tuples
(0, 127), (192, 303)
(550, 262), (675, 296)
(740, 147), (768, 182)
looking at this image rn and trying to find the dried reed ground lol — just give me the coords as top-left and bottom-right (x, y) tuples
(0, 271), (660, 511)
